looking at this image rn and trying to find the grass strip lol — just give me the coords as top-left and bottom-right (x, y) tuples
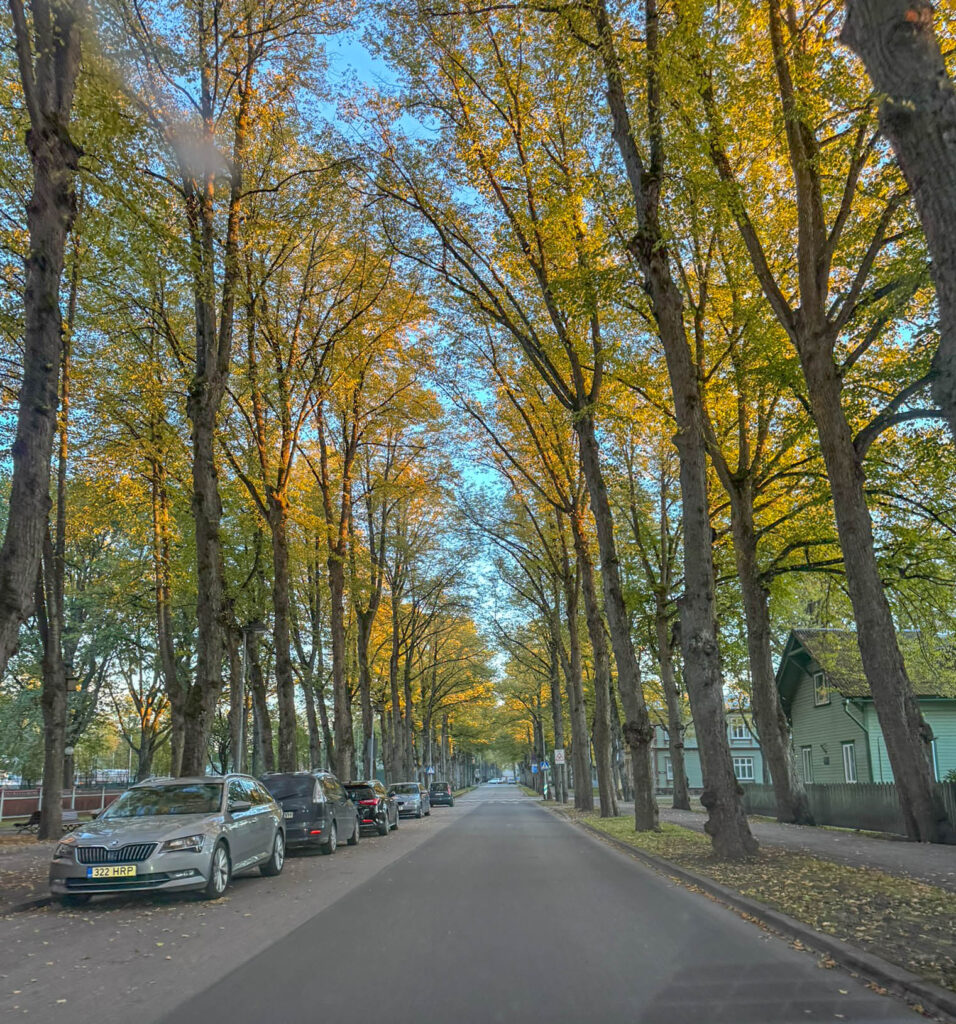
(575, 812), (956, 992)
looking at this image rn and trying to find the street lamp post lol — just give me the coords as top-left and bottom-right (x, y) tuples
(235, 621), (268, 774)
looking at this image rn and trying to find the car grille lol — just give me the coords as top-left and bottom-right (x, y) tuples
(76, 843), (157, 864)
(65, 873), (172, 890)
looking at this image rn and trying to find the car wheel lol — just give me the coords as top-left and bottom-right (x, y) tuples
(348, 816), (360, 846)
(321, 821), (337, 855)
(377, 814), (388, 836)
(60, 893), (91, 907)
(425, 804), (431, 816)
(260, 830), (285, 876)
(203, 841), (231, 899)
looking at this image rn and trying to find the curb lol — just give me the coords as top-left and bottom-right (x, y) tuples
(550, 806), (956, 1022)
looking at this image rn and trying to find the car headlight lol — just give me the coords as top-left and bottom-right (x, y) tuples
(54, 842), (75, 859)
(161, 834), (205, 853)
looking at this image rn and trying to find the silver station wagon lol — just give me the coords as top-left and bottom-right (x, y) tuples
(49, 774), (285, 905)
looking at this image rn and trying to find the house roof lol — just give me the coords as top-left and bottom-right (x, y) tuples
(780, 628), (956, 701)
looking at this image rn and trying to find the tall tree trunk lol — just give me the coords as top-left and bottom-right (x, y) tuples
(656, 600), (690, 810)
(799, 348), (947, 841)
(356, 612), (376, 778)
(248, 638), (275, 774)
(592, 0), (756, 859)
(36, 534), (66, 839)
(137, 729), (155, 782)
(388, 598), (404, 780)
(547, 631), (568, 804)
(403, 645), (416, 779)
(571, 512), (618, 817)
(726, 480), (812, 824)
(0, 0), (84, 676)
(559, 577), (593, 811)
(328, 555), (354, 782)
(302, 674), (321, 769)
(841, 1), (956, 439)
(180, 408), (225, 776)
(226, 623), (242, 772)
(152, 461), (184, 776)
(270, 499), (297, 771)
(576, 415), (655, 828)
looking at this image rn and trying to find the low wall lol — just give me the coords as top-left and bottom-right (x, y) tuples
(740, 781), (956, 836)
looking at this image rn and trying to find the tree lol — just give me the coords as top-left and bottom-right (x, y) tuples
(696, 0), (948, 841)
(0, 0), (86, 678)
(841, 1), (956, 438)
(583, 0), (757, 857)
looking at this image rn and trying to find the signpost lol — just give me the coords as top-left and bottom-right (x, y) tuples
(540, 760), (550, 771)
(554, 748), (565, 765)
(530, 763), (538, 774)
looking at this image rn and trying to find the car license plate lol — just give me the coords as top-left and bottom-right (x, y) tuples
(284, 811), (294, 819)
(87, 865), (136, 879)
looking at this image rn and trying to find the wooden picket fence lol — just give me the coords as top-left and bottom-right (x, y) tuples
(740, 781), (956, 836)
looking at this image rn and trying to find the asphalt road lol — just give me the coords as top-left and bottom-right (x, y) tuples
(160, 785), (920, 1024)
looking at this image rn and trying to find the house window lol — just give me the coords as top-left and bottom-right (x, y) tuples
(733, 757), (755, 781)
(842, 742), (858, 783)
(729, 718), (750, 741)
(801, 745), (813, 783)
(813, 672), (830, 706)
(664, 757), (673, 782)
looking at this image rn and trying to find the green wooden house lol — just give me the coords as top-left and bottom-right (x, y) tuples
(776, 629), (956, 784)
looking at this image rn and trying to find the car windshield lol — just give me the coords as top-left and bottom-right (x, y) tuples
(261, 775), (315, 800)
(103, 783), (223, 817)
(392, 784), (419, 794)
(430, 783), (448, 792)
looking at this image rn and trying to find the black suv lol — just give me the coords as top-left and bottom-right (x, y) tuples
(260, 771), (359, 854)
(429, 781), (454, 807)
(345, 779), (399, 835)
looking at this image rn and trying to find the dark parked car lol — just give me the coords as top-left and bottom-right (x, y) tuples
(428, 781), (454, 807)
(345, 780), (398, 835)
(389, 782), (430, 818)
(260, 771), (359, 855)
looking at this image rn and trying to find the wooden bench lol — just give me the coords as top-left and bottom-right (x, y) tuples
(13, 809), (81, 834)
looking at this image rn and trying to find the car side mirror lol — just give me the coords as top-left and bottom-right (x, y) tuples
(228, 800), (252, 813)
(387, 790), (395, 797)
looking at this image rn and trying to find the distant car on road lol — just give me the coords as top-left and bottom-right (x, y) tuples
(49, 775), (285, 906)
(345, 780), (398, 835)
(261, 771), (359, 855)
(389, 782), (430, 818)
(428, 781), (454, 806)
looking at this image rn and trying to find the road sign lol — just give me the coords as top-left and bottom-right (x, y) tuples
(530, 763), (538, 774)
(554, 748), (565, 765)
(540, 760), (550, 770)
(425, 765), (435, 775)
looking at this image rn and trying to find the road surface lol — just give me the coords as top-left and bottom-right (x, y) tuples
(162, 785), (918, 1023)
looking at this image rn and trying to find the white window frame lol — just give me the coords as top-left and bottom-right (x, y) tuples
(729, 718), (749, 741)
(813, 671), (830, 706)
(801, 745), (814, 784)
(732, 757), (755, 781)
(664, 757), (673, 782)
(842, 741), (858, 783)
(931, 739), (939, 782)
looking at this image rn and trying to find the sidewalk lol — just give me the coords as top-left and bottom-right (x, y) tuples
(632, 804), (956, 891)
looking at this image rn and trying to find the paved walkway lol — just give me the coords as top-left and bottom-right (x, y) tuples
(645, 805), (956, 890)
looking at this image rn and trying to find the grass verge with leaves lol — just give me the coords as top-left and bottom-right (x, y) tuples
(574, 812), (956, 992)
